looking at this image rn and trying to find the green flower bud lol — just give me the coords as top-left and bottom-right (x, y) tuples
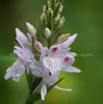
(58, 5), (63, 14)
(53, 14), (60, 25)
(26, 22), (37, 37)
(43, 5), (46, 13)
(54, 2), (59, 11)
(57, 33), (70, 44)
(45, 28), (51, 38)
(40, 13), (46, 24)
(47, 8), (53, 17)
(47, 0), (51, 8)
(58, 16), (65, 28)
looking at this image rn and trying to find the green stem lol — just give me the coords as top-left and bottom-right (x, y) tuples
(25, 72), (42, 104)
(25, 92), (33, 104)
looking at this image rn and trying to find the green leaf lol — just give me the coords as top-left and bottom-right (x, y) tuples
(47, 77), (65, 93)
(0, 56), (17, 64)
(28, 93), (41, 103)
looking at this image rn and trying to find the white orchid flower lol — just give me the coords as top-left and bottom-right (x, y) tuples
(5, 59), (25, 82)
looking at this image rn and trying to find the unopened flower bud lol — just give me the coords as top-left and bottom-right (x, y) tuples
(53, 14), (60, 25)
(45, 28), (51, 38)
(34, 41), (43, 52)
(47, 0), (51, 8)
(54, 2), (59, 11)
(40, 13), (46, 23)
(57, 33), (70, 43)
(58, 16), (65, 28)
(58, 5), (63, 14)
(26, 22), (36, 37)
(47, 8), (53, 17)
(43, 5), (46, 13)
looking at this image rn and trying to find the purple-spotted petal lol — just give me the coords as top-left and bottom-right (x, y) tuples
(5, 59), (25, 82)
(43, 57), (62, 75)
(49, 45), (71, 58)
(62, 55), (75, 68)
(14, 46), (33, 64)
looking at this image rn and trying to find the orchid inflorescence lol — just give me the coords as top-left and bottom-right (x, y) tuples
(5, 0), (81, 103)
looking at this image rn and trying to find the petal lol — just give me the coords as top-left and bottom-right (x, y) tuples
(68, 52), (76, 57)
(13, 75), (19, 82)
(30, 60), (42, 77)
(27, 33), (32, 43)
(14, 46), (33, 64)
(62, 55), (75, 68)
(41, 83), (47, 100)
(62, 66), (81, 73)
(5, 67), (12, 80)
(33, 80), (44, 93)
(54, 86), (72, 91)
(31, 69), (42, 77)
(5, 59), (25, 82)
(29, 59), (40, 69)
(62, 33), (77, 48)
(43, 73), (58, 85)
(15, 28), (28, 46)
(41, 47), (48, 56)
(49, 44), (71, 58)
(43, 57), (62, 75)
(26, 67), (29, 74)
(12, 59), (25, 76)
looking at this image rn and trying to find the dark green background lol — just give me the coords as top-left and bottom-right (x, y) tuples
(0, 0), (103, 104)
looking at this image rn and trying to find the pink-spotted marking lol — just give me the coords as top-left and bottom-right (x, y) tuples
(52, 47), (58, 53)
(19, 51), (23, 54)
(63, 57), (70, 63)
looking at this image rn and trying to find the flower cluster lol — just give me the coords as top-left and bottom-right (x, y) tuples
(5, 0), (81, 102)
(5, 26), (81, 100)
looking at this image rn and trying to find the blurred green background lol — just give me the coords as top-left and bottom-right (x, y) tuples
(0, 0), (103, 104)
